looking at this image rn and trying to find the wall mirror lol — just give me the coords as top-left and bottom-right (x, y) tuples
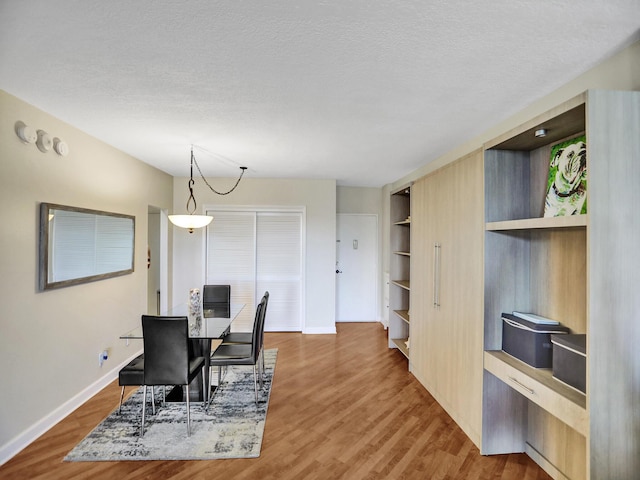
(39, 203), (135, 290)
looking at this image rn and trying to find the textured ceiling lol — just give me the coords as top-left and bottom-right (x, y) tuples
(1, 1), (638, 187)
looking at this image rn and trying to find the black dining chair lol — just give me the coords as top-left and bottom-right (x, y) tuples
(202, 284), (231, 310)
(141, 315), (206, 437)
(220, 291), (269, 377)
(118, 354), (157, 415)
(208, 295), (267, 408)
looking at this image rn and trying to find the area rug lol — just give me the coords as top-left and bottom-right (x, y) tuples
(64, 349), (277, 461)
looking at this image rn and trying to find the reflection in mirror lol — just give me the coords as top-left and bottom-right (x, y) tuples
(39, 203), (135, 290)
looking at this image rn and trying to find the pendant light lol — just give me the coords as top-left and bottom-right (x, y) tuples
(169, 147), (247, 233)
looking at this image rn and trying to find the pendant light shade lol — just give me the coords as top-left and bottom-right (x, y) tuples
(168, 214), (213, 233)
(169, 147), (246, 233)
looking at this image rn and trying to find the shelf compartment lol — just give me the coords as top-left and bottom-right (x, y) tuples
(486, 215), (587, 231)
(393, 309), (410, 324)
(484, 350), (586, 436)
(391, 280), (410, 290)
(391, 338), (409, 358)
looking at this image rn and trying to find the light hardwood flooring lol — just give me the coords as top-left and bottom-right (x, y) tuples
(0, 322), (550, 480)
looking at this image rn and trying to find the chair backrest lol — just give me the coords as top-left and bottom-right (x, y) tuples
(142, 315), (190, 385)
(203, 285), (230, 309)
(249, 300), (264, 360)
(249, 292), (269, 358)
(257, 291), (269, 348)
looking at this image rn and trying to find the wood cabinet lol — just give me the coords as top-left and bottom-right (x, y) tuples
(388, 184), (411, 356)
(410, 150), (484, 446)
(481, 90), (640, 479)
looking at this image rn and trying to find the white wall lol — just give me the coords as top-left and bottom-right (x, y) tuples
(0, 90), (173, 463)
(171, 177), (337, 334)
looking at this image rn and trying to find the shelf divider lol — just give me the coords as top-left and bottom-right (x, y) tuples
(486, 215), (587, 231)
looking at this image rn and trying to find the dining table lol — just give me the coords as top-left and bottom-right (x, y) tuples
(120, 303), (245, 402)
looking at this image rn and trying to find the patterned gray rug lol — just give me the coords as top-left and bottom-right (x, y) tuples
(64, 349), (277, 461)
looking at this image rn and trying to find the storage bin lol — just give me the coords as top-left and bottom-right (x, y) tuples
(501, 313), (569, 368)
(551, 334), (586, 394)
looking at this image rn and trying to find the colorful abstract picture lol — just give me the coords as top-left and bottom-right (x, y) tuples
(543, 135), (587, 217)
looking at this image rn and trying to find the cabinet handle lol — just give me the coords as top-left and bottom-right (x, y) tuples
(433, 242), (440, 308)
(433, 243), (438, 308)
(509, 376), (534, 395)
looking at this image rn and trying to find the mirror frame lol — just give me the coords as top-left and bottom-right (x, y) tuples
(39, 203), (135, 290)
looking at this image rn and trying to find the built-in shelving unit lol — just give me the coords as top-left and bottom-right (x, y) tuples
(482, 94), (588, 479)
(388, 184), (411, 358)
(481, 90), (640, 479)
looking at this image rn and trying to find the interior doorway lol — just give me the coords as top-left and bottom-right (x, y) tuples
(336, 214), (378, 322)
(147, 206), (164, 315)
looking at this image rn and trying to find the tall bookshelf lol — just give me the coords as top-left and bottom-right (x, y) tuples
(388, 184), (411, 357)
(481, 90), (640, 479)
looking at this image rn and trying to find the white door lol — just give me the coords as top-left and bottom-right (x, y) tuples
(336, 214), (378, 322)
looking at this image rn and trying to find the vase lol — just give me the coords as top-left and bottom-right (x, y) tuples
(188, 288), (202, 334)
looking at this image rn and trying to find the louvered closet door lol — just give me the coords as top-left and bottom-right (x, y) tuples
(206, 211), (257, 331)
(256, 212), (302, 331)
(206, 209), (303, 332)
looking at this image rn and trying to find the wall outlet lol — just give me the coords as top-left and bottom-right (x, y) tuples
(98, 349), (109, 367)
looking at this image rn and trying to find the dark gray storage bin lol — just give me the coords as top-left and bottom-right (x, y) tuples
(551, 334), (586, 394)
(501, 313), (569, 368)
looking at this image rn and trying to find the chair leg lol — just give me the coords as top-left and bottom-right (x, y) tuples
(151, 386), (156, 415)
(141, 386), (147, 437)
(253, 364), (258, 405)
(202, 366), (208, 406)
(185, 385), (191, 437)
(119, 386), (125, 414)
(206, 365), (217, 411)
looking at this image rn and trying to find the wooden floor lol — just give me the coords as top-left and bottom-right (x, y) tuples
(1, 323), (550, 480)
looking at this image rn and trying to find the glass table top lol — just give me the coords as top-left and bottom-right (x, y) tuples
(120, 303), (245, 340)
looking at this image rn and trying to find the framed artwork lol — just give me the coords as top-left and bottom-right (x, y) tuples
(543, 135), (587, 217)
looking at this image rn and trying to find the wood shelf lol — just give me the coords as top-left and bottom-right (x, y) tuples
(391, 280), (410, 290)
(486, 215), (587, 231)
(484, 350), (587, 436)
(393, 309), (410, 324)
(391, 338), (409, 358)
(389, 184), (411, 354)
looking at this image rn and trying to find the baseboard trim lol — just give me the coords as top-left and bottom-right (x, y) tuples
(525, 442), (570, 480)
(0, 350), (142, 466)
(303, 326), (337, 334)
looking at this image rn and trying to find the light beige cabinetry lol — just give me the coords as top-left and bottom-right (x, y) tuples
(388, 184), (411, 356)
(481, 90), (640, 479)
(410, 150), (484, 446)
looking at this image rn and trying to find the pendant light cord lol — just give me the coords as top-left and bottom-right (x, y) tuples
(191, 148), (247, 196)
